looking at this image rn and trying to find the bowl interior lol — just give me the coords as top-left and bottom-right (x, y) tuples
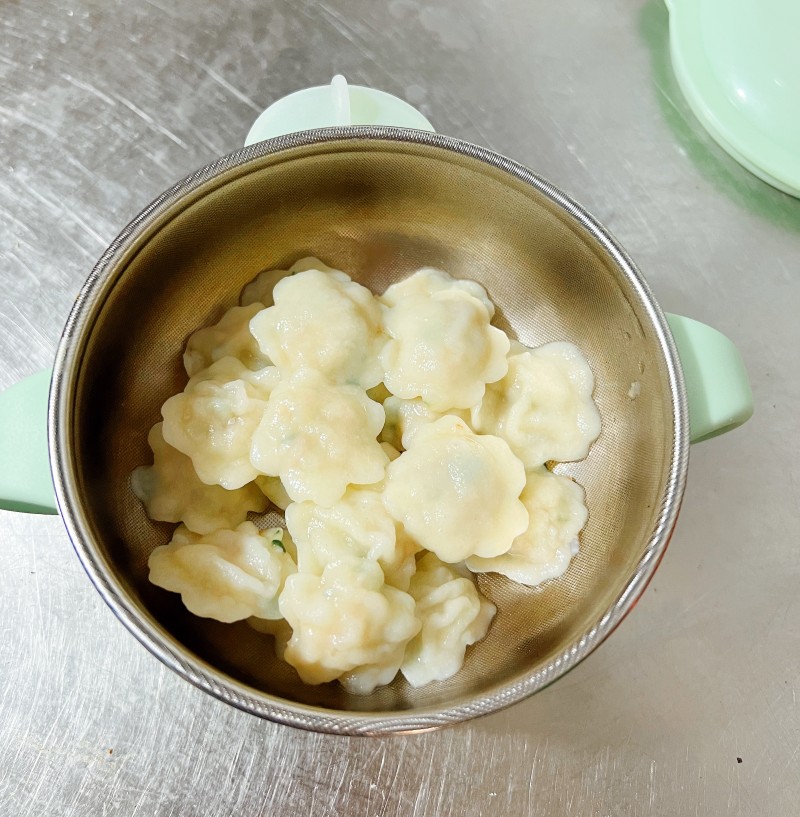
(68, 136), (678, 717)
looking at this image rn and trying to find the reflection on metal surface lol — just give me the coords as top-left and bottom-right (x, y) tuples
(1, 0), (797, 813)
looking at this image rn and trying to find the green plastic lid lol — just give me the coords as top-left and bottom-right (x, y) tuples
(667, 0), (800, 197)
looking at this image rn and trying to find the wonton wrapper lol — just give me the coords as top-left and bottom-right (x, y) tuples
(467, 467), (588, 586)
(471, 341), (601, 467)
(240, 256), (339, 308)
(381, 268), (495, 319)
(380, 289), (509, 411)
(255, 474), (292, 511)
(401, 553), (496, 687)
(279, 560), (420, 694)
(249, 267), (385, 389)
(383, 416), (528, 563)
(132, 422), (266, 534)
(139, 261), (602, 694)
(381, 395), (470, 451)
(148, 522), (296, 622)
(286, 484), (419, 591)
(161, 357), (279, 490)
(380, 441), (402, 462)
(161, 357), (280, 490)
(250, 368), (388, 507)
(183, 303), (271, 377)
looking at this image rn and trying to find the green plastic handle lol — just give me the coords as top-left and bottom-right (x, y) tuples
(0, 368), (58, 514)
(666, 313), (753, 443)
(245, 74), (435, 146)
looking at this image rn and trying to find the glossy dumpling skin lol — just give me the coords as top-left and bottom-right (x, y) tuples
(286, 483), (419, 592)
(401, 553), (496, 688)
(279, 560), (420, 694)
(148, 522), (296, 622)
(381, 268), (496, 318)
(240, 256), (339, 308)
(161, 357), (280, 490)
(255, 475), (292, 511)
(131, 422), (267, 534)
(382, 416), (528, 563)
(471, 341), (601, 467)
(281, 484), (420, 693)
(467, 467), (587, 586)
(250, 368), (388, 507)
(249, 267), (385, 389)
(138, 260), (606, 694)
(380, 395), (469, 451)
(380, 287), (509, 412)
(183, 303), (271, 377)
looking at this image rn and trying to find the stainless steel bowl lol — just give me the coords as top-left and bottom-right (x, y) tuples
(50, 127), (687, 735)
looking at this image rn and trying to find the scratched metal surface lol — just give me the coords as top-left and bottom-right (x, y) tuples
(1, 0), (798, 813)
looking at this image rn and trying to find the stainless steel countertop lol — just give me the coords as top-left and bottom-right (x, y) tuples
(1, 1), (798, 814)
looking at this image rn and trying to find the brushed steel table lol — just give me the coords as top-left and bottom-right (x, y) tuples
(2, 1), (798, 814)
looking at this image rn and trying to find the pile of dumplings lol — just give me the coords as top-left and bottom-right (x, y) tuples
(132, 259), (601, 694)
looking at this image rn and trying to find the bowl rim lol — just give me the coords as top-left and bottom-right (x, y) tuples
(49, 126), (690, 735)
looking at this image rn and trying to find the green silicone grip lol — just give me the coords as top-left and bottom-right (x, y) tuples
(0, 368), (58, 514)
(244, 76), (435, 146)
(666, 313), (754, 443)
